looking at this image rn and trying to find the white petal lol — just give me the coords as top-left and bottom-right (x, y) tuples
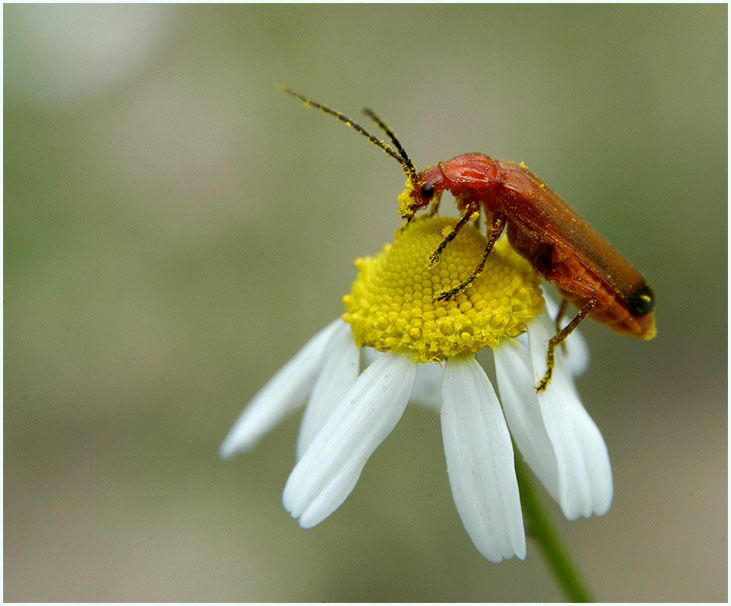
(441, 355), (526, 562)
(409, 361), (444, 411)
(219, 319), (341, 459)
(541, 290), (590, 377)
(363, 347), (442, 410)
(296, 322), (359, 459)
(361, 346), (380, 366)
(283, 353), (417, 528)
(494, 340), (560, 504)
(527, 312), (613, 519)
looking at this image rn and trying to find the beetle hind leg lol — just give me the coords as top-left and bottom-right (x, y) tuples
(555, 298), (569, 332)
(535, 298), (597, 392)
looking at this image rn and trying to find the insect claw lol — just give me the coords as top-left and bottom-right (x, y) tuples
(428, 251), (440, 267)
(435, 288), (457, 301)
(535, 368), (553, 392)
(397, 214), (415, 233)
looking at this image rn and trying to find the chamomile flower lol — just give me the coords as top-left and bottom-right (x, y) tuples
(220, 216), (612, 563)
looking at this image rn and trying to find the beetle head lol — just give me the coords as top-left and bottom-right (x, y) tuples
(397, 164), (445, 220)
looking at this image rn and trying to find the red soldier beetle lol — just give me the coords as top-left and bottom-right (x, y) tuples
(279, 86), (656, 391)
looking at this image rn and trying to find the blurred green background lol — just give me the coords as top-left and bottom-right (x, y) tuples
(5, 4), (726, 602)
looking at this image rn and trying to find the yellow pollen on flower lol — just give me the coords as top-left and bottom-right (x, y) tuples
(397, 178), (416, 216)
(342, 216), (545, 362)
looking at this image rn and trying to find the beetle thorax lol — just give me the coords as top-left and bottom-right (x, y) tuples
(438, 153), (500, 197)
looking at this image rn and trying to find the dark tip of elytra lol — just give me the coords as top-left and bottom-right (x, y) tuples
(627, 282), (655, 317)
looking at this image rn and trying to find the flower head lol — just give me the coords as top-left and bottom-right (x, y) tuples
(343, 216), (544, 360)
(221, 216), (612, 563)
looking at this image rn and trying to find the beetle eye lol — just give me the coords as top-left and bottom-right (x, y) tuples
(420, 183), (435, 199)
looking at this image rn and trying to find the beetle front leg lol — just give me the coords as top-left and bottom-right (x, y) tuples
(426, 194), (442, 217)
(436, 213), (506, 301)
(536, 298), (598, 392)
(428, 201), (480, 266)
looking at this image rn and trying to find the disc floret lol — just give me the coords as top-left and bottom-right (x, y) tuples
(342, 216), (544, 362)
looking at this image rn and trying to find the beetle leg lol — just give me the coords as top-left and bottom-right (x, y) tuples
(535, 298), (598, 392)
(555, 298), (569, 332)
(435, 213), (506, 301)
(427, 194), (442, 217)
(428, 201), (479, 266)
(554, 297), (571, 353)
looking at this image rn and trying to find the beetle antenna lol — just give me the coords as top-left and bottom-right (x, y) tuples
(361, 108), (416, 178)
(278, 85), (416, 180)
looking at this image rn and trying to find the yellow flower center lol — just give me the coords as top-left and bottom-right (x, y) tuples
(342, 216), (544, 362)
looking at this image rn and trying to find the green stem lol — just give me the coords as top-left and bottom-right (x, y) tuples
(514, 454), (593, 602)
